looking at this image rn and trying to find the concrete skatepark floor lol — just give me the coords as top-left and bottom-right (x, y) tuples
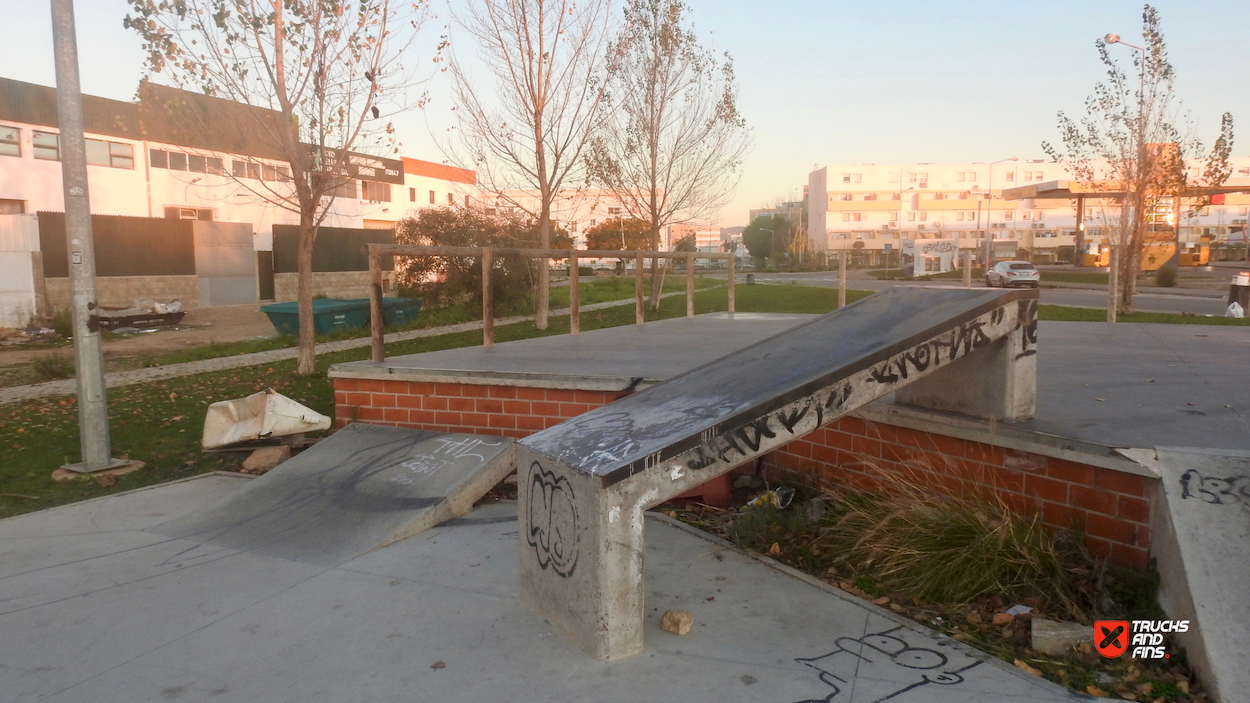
(0, 474), (1075, 703)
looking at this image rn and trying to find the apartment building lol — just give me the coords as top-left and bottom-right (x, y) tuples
(0, 77), (476, 247)
(807, 160), (1250, 262)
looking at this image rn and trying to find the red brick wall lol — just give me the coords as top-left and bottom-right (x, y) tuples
(333, 378), (626, 439)
(764, 415), (1154, 568)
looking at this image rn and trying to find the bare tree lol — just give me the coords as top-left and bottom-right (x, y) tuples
(125, 0), (430, 374)
(449, 0), (614, 330)
(587, 0), (749, 310)
(1043, 4), (1233, 317)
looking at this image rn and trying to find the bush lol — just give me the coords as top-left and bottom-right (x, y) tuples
(32, 353), (75, 381)
(50, 308), (73, 337)
(1155, 263), (1178, 287)
(394, 207), (573, 315)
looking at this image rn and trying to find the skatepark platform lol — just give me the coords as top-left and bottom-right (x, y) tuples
(0, 474), (1077, 703)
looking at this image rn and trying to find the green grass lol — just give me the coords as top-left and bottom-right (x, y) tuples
(0, 283), (859, 519)
(1039, 305), (1250, 325)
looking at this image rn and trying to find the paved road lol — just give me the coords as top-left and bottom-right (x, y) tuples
(743, 271), (1231, 316)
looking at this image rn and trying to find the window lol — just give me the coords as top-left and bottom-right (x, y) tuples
(957, 173), (965, 183)
(363, 181), (392, 202)
(933, 193), (945, 200)
(863, 193), (876, 201)
(409, 188), (416, 202)
(1085, 208), (1093, 218)
(262, 164), (278, 181)
(169, 151), (187, 170)
(0, 125), (18, 157)
(151, 149), (169, 169)
(907, 212), (916, 221)
(207, 157), (224, 174)
(429, 190), (436, 205)
(0, 199), (25, 214)
(247, 162), (261, 180)
(918, 212), (927, 221)
(842, 212), (851, 222)
(966, 172), (977, 181)
(842, 173), (851, 183)
(853, 173), (862, 183)
(958, 192), (969, 200)
(889, 212), (899, 222)
(182, 154), (204, 173)
(1003, 210), (1013, 221)
(1034, 171), (1044, 180)
(957, 212), (965, 221)
(332, 179), (357, 199)
(1022, 210), (1032, 220)
(1023, 172), (1033, 182)
(907, 172), (917, 183)
(920, 172), (928, 181)
(925, 257), (941, 273)
(1004, 171), (1014, 181)
(839, 193), (852, 201)
(447, 193), (455, 205)
(163, 206), (214, 220)
(33, 131), (60, 161)
(1238, 167), (1249, 177)
(890, 193), (900, 200)
(232, 160), (247, 178)
(853, 212), (861, 222)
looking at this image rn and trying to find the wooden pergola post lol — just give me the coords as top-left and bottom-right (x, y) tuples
(635, 251), (645, 325)
(569, 253), (580, 335)
(686, 252), (695, 317)
(482, 247), (494, 347)
(369, 245), (385, 363)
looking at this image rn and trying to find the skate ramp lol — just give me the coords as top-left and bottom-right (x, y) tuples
(1153, 446), (1250, 703)
(156, 423), (514, 566)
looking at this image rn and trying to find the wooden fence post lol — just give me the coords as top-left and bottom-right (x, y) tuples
(569, 253), (580, 335)
(838, 249), (847, 308)
(369, 245), (385, 362)
(686, 253), (695, 317)
(635, 251), (645, 325)
(727, 253), (735, 313)
(482, 247), (494, 347)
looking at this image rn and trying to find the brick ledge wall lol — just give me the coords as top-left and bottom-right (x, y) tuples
(333, 376), (1155, 568)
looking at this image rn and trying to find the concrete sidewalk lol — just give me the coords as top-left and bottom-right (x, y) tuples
(0, 473), (1075, 703)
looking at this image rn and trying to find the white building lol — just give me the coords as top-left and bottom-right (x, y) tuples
(807, 159), (1250, 265)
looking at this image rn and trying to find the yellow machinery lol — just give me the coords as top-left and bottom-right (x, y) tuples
(1082, 240), (1110, 267)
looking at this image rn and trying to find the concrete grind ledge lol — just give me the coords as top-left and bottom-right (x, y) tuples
(0, 473), (1076, 703)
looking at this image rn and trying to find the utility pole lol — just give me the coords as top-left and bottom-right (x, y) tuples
(51, 0), (124, 473)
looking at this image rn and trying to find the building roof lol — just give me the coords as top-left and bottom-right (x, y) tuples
(0, 77), (289, 161)
(402, 157), (476, 185)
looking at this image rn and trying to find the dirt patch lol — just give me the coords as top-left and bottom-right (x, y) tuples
(0, 304), (279, 386)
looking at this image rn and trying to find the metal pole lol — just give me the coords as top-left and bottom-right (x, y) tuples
(634, 251), (644, 325)
(52, 0), (114, 472)
(369, 246), (384, 362)
(726, 253), (735, 313)
(686, 252), (695, 318)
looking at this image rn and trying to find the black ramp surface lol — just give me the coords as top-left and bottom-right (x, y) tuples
(520, 287), (1032, 482)
(156, 423), (514, 566)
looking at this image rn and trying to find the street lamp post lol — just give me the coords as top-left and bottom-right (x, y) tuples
(972, 157), (1018, 287)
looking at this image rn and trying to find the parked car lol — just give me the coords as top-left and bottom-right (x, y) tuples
(985, 260), (1040, 288)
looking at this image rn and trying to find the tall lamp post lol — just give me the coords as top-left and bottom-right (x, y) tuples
(971, 157), (1017, 286)
(1104, 33), (1148, 323)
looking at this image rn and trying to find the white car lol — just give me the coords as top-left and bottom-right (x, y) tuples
(985, 261), (1040, 288)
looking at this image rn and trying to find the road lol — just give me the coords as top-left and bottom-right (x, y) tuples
(741, 271), (1231, 317)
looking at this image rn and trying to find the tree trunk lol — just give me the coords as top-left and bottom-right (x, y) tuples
(536, 209), (550, 330)
(296, 215), (317, 376)
(648, 224), (661, 311)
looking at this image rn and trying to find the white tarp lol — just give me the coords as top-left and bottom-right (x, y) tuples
(202, 388), (331, 449)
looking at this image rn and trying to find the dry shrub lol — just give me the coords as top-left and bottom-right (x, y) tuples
(821, 468), (1095, 621)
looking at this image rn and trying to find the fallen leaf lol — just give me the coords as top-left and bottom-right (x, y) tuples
(1086, 685), (1108, 697)
(1095, 398), (1107, 402)
(1176, 679), (1189, 694)
(768, 542), (781, 555)
(871, 596), (890, 606)
(431, 660), (445, 670)
(1013, 659), (1042, 677)
(1135, 682), (1153, 695)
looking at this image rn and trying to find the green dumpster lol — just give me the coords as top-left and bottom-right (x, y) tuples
(345, 297), (424, 327)
(260, 299), (371, 336)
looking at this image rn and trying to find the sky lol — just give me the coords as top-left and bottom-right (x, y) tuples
(2, 0), (1247, 227)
